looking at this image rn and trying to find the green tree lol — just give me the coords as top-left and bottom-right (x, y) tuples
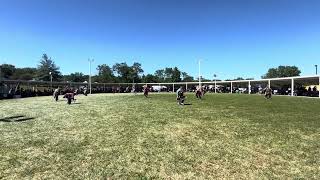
(154, 67), (182, 82)
(96, 64), (114, 83)
(12, 67), (37, 80)
(112, 62), (144, 83)
(171, 67), (181, 82)
(113, 63), (131, 82)
(142, 74), (158, 83)
(37, 54), (62, 81)
(131, 62), (144, 83)
(154, 69), (165, 82)
(181, 72), (194, 82)
(0, 64), (16, 79)
(262, 66), (301, 79)
(164, 68), (173, 82)
(63, 72), (87, 82)
(234, 77), (244, 80)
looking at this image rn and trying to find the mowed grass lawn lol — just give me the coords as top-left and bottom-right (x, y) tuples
(0, 93), (319, 179)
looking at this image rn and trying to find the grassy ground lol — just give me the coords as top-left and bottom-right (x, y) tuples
(0, 93), (319, 179)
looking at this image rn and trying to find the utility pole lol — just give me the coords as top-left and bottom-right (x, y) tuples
(88, 59), (94, 94)
(49, 72), (52, 91)
(198, 60), (201, 88)
(0, 65), (2, 84)
(132, 66), (136, 84)
(0, 64), (2, 97)
(214, 74), (217, 93)
(315, 65), (318, 75)
(132, 66), (136, 93)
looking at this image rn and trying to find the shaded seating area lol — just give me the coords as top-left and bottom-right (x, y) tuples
(1, 75), (319, 99)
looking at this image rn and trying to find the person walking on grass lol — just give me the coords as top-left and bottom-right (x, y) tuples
(265, 87), (272, 99)
(53, 87), (60, 101)
(83, 86), (88, 96)
(176, 86), (185, 105)
(143, 85), (150, 98)
(63, 87), (77, 105)
(195, 86), (203, 99)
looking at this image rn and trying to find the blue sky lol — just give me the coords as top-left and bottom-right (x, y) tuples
(0, 0), (319, 80)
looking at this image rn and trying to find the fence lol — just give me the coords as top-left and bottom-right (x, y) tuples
(0, 75), (319, 99)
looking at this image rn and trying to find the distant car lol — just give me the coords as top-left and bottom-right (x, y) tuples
(152, 85), (167, 92)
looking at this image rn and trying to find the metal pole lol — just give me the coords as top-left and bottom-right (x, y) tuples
(215, 79), (217, 93)
(291, 78), (294, 96)
(89, 61), (92, 94)
(198, 60), (201, 88)
(248, 81), (251, 94)
(315, 65), (318, 75)
(132, 67), (136, 86)
(213, 74), (217, 93)
(158, 84), (160, 93)
(49, 71), (52, 91)
(50, 75), (52, 90)
(318, 76), (320, 98)
(0, 65), (2, 84)
(185, 83), (188, 92)
(0, 65), (2, 97)
(230, 82), (233, 94)
(88, 59), (94, 94)
(268, 80), (271, 88)
(173, 83), (175, 93)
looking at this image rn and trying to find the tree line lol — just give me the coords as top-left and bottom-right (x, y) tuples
(0, 54), (302, 83)
(0, 54), (195, 83)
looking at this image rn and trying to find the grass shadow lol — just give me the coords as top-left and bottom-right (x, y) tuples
(0, 119), (12, 122)
(15, 117), (35, 122)
(0, 115), (35, 123)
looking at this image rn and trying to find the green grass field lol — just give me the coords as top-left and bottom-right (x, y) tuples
(0, 93), (319, 179)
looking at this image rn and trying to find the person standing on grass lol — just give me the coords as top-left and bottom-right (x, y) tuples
(83, 86), (88, 96)
(143, 85), (149, 97)
(265, 87), (272, 99)
(131, 84), (137, 95)
(63, 87), (77, 104)
(64, 92), (74, 104)
(53, 87), (60, 101)
(176, 86), (185, 105)
(195, 86), (203, 99)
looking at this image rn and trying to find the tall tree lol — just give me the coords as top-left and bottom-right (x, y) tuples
(142, 74), (158, 83)
(96, 64), (114, 83)
(37, 54), (62, 81)
(164, 68), (173, 82)
(12, 67), (37, 80)
(112, 62), (144, 83)
(154, 69), (165, 82)
(63, 72), (87, 82)
(171, 67), (181, 82)
(181, 72), (194, 82)
(262, 66), (301, 79)
(0, 64), (16, 79)
(113, 62), (130, 80)
(154, 67), (182, 82)
(131, 62), (144, 83)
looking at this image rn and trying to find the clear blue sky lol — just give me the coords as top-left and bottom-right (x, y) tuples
(0, 0), (319, 80)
